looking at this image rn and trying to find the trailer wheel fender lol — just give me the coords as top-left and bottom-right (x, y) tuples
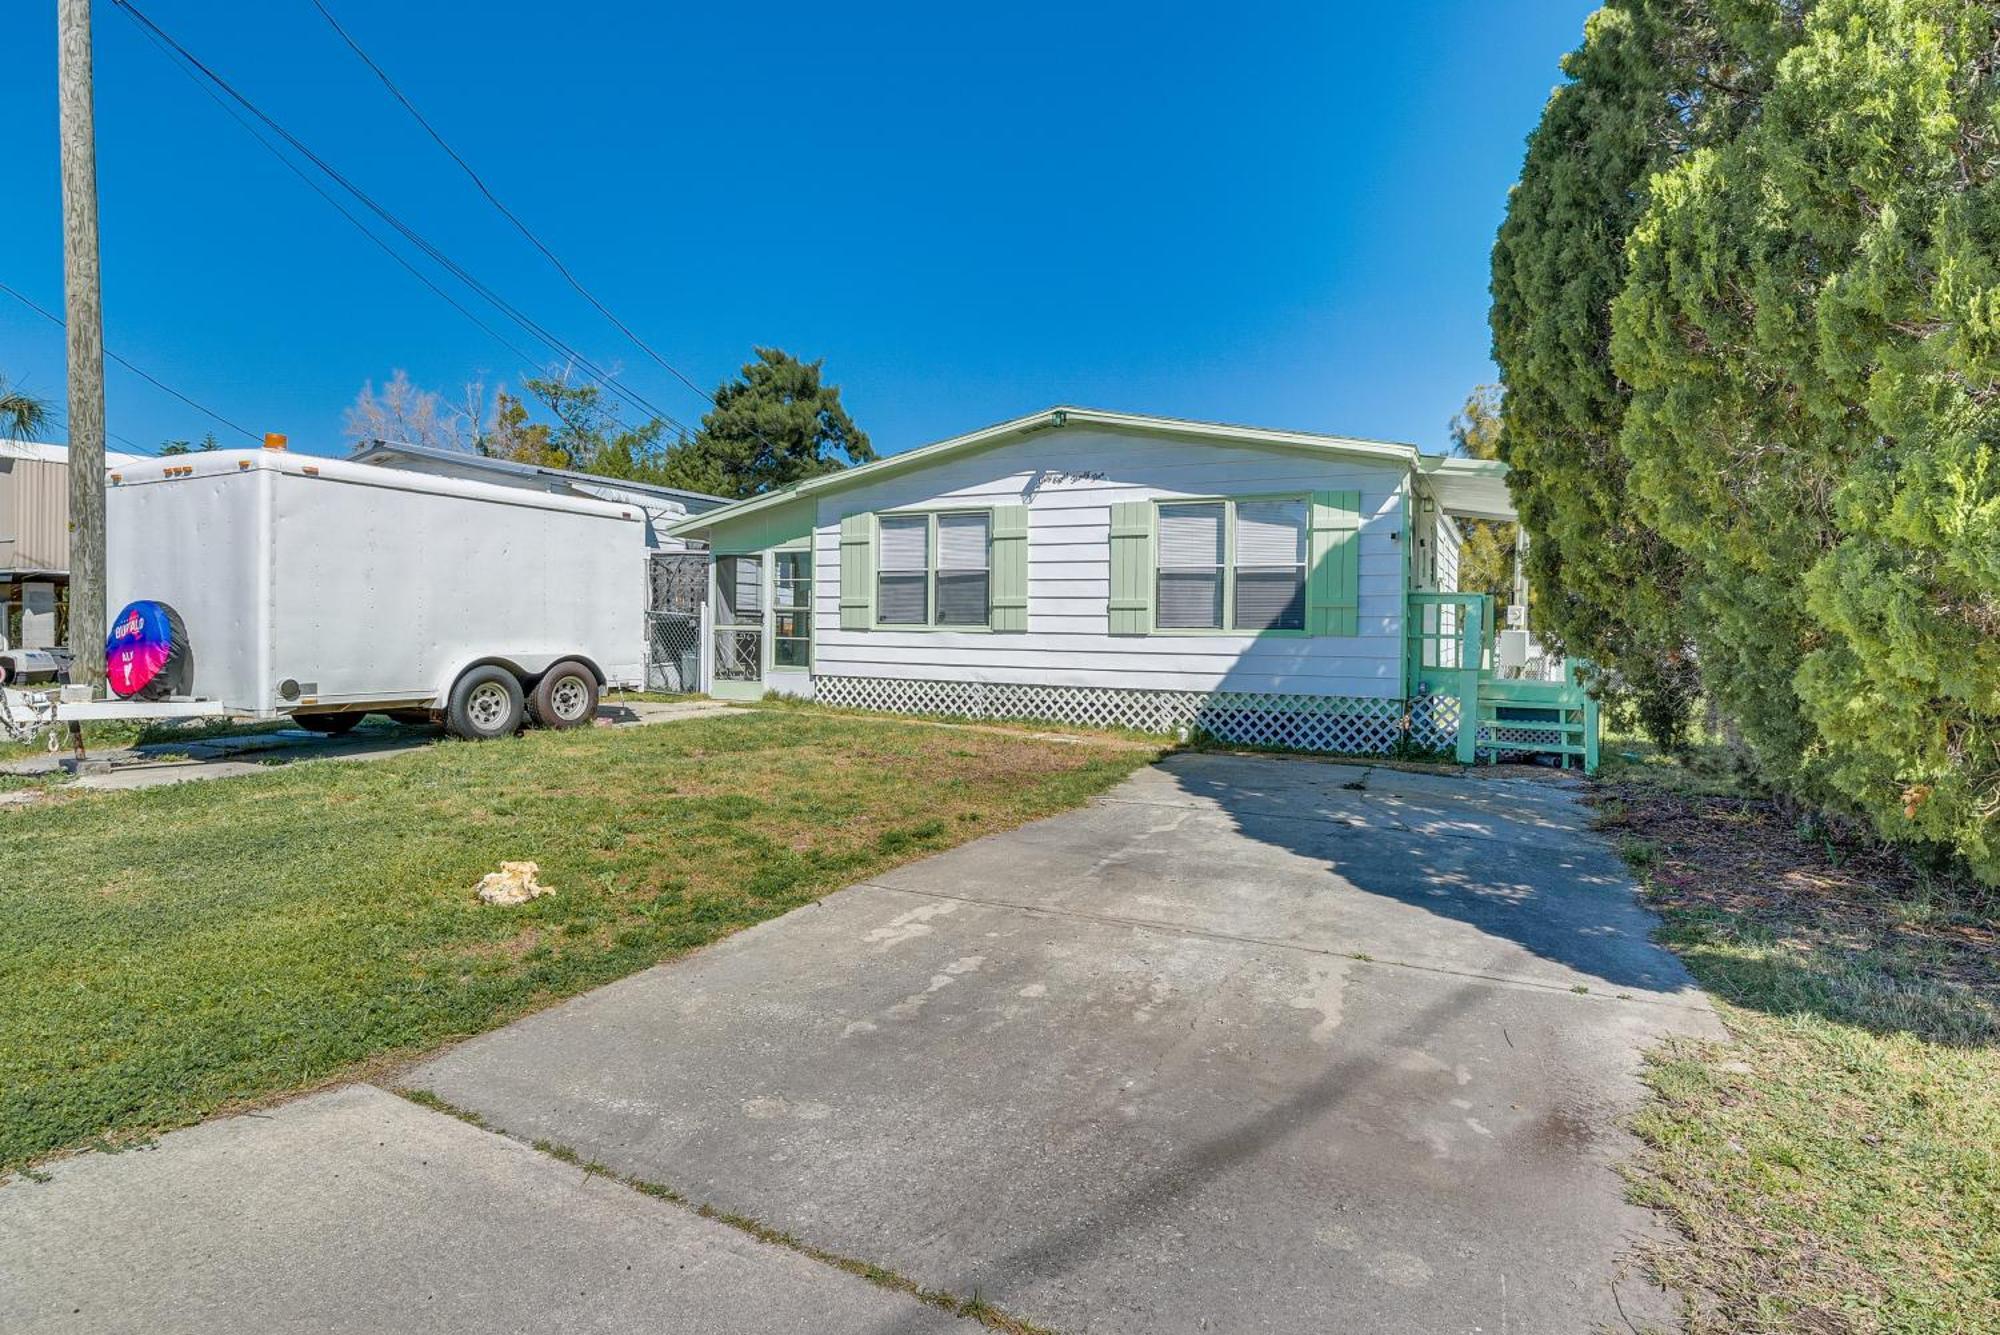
(528, 655), (607, 689)
(430, 656), (531, 711)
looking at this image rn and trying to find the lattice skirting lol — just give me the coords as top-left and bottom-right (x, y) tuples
(1406, 694), (1461, 752)
(813, 676), (1411, 754)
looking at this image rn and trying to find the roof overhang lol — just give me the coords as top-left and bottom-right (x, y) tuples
(1418, 455), (1516, 522)
(667, 406), (1436, 540)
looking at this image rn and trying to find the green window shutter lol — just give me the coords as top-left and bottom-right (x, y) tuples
(990, 504), (1030, 632)
(1307, 490), (1361, 636)
(839, 512), (874, 629)
(1107, 500), (1154, 635)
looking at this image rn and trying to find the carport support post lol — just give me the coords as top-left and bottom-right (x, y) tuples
(697, 596), (713, 693)
(1453, 596), (1483, 766)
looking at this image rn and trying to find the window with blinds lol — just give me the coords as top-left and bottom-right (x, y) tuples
(876, 514), (930, 625)
(873, 511), (992, 627)
(935, 512), (990, 627)
(1149, 497), (1311, 632)
(1157, 502), (1225, 628)
(1233, 498), (1307, 631)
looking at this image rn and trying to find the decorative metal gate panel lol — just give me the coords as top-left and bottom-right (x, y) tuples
(713, 628), (762, 682)
(646, 552), (707, 692)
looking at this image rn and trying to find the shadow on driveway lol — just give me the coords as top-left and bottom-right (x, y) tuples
(405, 750), (1719, 1334)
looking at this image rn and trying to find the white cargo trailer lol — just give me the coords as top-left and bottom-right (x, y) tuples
(98, 448), (646, 740)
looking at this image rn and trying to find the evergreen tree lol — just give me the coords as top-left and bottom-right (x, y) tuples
(1611, 0), (2000, 876)
(1499, 0), (2000, 878)
(683, 348), (873, 498)
(1487, 2), (1768, 747)
(158, 433), (220, 456)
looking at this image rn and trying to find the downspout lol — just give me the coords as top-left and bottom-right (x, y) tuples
(1397, 473), (1412, 707)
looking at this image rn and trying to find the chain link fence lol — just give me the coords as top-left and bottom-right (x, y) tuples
(645, 553), (707, 692)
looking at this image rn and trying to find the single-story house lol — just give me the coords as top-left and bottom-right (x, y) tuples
(665, 407), (1597, 768)
(1, 439), (146, 650)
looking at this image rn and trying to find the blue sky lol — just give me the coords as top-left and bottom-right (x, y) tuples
(0, 2), (1594, 460)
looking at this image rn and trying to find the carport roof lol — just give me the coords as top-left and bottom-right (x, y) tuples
(667, 406), (1517, 538)
(1417, 455), (1517, 522)
(349, 439), (728, 510)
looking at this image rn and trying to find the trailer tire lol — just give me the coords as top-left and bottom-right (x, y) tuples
(294, 711), (363, 735)
(528, 661), (599, 730)
(447, 666), (524, 741)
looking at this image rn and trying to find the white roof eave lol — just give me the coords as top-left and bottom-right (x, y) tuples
(667, 406), (1431, 539)
(1418, 455), (1517, 523)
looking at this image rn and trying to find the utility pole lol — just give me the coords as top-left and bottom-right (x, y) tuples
(58, 0), (107, 692)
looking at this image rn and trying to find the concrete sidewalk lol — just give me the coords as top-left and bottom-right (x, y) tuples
(0, 1085), (966, 1335)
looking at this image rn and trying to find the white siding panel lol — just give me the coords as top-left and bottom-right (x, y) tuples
(812, 657), (1398, 696)
(807, 427), (1411, 699)
(1435, 513), (1463, 594)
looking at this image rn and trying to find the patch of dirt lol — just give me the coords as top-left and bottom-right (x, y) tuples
(1593, 785), (2000, 996)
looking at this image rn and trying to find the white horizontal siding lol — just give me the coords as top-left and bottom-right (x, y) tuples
(809, 426), (1410, 698)
(1435, 513), (1462, 594)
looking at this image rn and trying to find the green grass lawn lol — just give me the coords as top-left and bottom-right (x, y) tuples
(1596, 761), (2000, 1333)
(0, 711), (1161, 1175)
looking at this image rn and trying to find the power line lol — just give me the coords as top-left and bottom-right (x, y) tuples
(109, 7), (691, 439)
(125, 15), (662, 454)
(307, 0), (724, 414)
(123, 15), (549, 384)
(112, 0), (698, 442)
(41, 401), (155, 457)
(0, 277), (258, 447)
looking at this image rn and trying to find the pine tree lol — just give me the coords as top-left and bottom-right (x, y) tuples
(683, 348), (874, 499)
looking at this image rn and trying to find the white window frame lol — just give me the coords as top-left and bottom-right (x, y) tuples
(1150, 495), (1310, 635)
(874, 509), (992, 630)
(772, 549), (812, 669)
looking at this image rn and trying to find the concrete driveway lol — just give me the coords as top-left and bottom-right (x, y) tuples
(408, 751), (1718, 1333)
(2, 751), (1718, 1333)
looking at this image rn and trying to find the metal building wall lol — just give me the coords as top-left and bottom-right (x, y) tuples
(0, 456), (72, 573)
